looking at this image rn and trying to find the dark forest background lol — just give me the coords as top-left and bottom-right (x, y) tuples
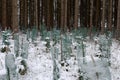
(0, 0), (120, 38)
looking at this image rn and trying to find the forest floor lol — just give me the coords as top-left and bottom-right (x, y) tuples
(0, 33), (120, 80)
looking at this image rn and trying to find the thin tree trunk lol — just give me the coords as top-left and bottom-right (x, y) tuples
(95, 0), (101, 31)
(89, 0), (94, 37)
(101, 0), (106, 34)
(116, 0), (120, 38)
(12, 0), (18, 31)
(6, 0), (12, 29)
(25, 0), (28, 29)
(108, 0), (113, 31)
(0, 0), (2, 27)
(64, 0), (68, 30)
(74, 0), (79, 29)
(61, 0), (64, 30)
(2, 0), (7, 30)
(35, 0), (38, 29)
(57, 0), (61, 29)
(86, 0), (90, 28)
(38, 0), (40, 30)
(113, 0), (118, 34)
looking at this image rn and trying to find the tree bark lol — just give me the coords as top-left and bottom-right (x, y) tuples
(89, 0), (94, 37)
(116, 0), (120, 38)
(108, 0), (113, 31)
(0, 0), (2, 27)
(12, 0), (18, 31)
(74, 0), (79, 29)
(35, 0), (38, 29)
(61, 0), (64, 30)
(101, 0), (106, 34)
(2, 0), (7, 30)
(64, 0), (68, 30)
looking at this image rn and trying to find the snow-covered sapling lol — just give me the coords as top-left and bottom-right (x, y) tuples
(76, 36), (86, 64)
(98, 34), (111, 59)
(26, 28), (31, 41)
(2, 30), (11, 46)
(21, 38), (29, 59)
(14, 33), (19, 57)
(31, 27), (37, 42)
(40, 24), (47, 40)
(45, 31), (51, 52)
(53, 60), (60, 80)
(5, 47), (18, 80)
(51, 45), (60, 80)
(62, 34), (72, 60)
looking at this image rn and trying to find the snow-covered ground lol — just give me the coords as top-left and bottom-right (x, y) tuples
(0, 33), (120, 80)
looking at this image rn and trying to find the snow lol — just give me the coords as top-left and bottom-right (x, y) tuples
(0, 33), (120, 80)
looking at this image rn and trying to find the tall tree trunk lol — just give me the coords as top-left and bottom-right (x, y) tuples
(95, 0), (101, 32)
(6, 0), (12, 29)
(113, 0), (118, 34)
(50, 0), (54, 30)
(24, 0), (28, 29)
(29, 0), (35, 28)
(46, 0), (54, 30)
(38, 0), (40, 30)
(61, 0), (64, 30)
(108, 0), (113, 31)
(35, 0), (38, 29)
(86, 0), (90, 28)
(0, 0), (2, 27)
(74, 0), (79, 29)
(12, 0), (18, 31)
(116, 0), (120, 38)
(89, 0), (93, 37)
(57, 0), (61, 29)
(67, 0), (71, 30)
(20, 0), (24, 30)
(101, 0), (106, 34)
(2, 0), (7, 30)
(64, 0), (67, 30)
